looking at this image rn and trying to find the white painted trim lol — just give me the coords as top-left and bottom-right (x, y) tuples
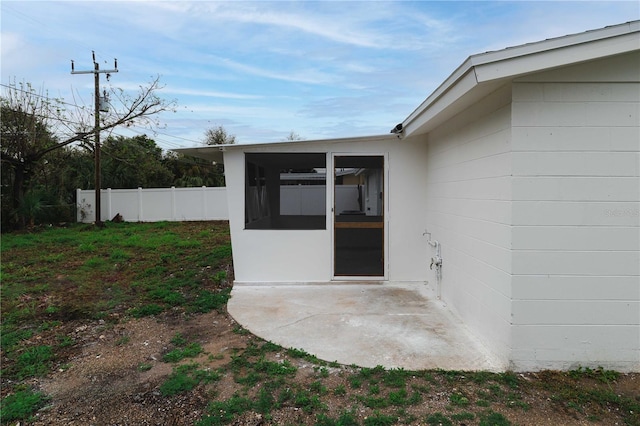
(232, 280), (428, 287)
(173, 134), (397, 164)
(402, 21), (640, 138)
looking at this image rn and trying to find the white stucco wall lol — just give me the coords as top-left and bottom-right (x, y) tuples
(422, 85), (514, 367)
(224, 137), (430, 284)
(225, 148), (332, 283)
(509, 53), (640, 371)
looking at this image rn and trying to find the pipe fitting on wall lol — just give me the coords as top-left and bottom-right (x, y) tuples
(424, 229), (442, 299)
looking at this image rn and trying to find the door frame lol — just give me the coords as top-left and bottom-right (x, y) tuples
(330, 152), (389, 281)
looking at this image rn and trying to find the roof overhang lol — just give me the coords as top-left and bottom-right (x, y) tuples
(402, 20), (640, 137)
(173, 134), (397, 164)
(174, 145), (227, 164)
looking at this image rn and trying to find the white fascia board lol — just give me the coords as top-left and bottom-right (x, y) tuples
(402, 20), (640, 138)
(173, 134), (397, 163)
(473, 31), (640, 82)
(403, 68), (479, 137)
(235, 134), (396, 151)
(471, 20), (639, 68)
(173, 146), (225, 163)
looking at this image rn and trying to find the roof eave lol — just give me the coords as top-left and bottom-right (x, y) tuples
(402, 20), (640, 137)
(172, 133), (397, 164)
(172, 146), (226, 164)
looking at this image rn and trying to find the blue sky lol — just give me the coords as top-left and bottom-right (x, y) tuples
(2, 1), (638, 150)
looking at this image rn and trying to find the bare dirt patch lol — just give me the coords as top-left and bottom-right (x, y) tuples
(29, 311), (234, 425)
(17, 308), (639, 426)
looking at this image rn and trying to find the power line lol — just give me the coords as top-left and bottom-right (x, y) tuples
(0, 82), (89, 111)
(2, 4), (122, 71)
(1, 83), (206, 149)
(70, 51), (118, 227)
(127, 128), (204, 148)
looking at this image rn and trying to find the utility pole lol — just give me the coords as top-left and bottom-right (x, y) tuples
(71, 51), (118, 226)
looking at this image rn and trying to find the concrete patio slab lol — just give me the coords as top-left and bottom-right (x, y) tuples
(227, 282), (502, 371)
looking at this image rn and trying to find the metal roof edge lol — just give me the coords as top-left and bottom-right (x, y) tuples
(171, 134), (397, 162)
(213, 133), (397, 150)
(402, 20), (640, 137)
(470, 20), (639, 67)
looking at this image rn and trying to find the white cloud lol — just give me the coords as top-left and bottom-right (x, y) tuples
(2, 0), (638, 150)
(214, 56), (338, 85)
(191, 3), (401, 49)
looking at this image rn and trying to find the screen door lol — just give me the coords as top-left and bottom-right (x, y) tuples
(333, 155), (384, 277)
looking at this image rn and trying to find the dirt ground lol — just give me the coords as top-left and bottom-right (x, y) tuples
(13, 307), (637, 426)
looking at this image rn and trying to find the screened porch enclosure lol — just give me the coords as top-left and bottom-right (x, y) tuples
(244, 152), (327, 230)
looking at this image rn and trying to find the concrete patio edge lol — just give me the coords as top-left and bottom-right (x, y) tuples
(227, 282), (504, 372)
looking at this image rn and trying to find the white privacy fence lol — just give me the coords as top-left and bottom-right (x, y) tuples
(76, 187), (229, 223)
(279, 185), (363, 215)
(77, 185), (367, 223)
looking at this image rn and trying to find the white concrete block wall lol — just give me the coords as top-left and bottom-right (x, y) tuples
(510, 75), (640, 371)
(423, 85), (513, 367)
(387, 138), (431, 282)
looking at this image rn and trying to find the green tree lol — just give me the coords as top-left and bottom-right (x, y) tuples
(100, 135), (173, 189)
(58, 147), (95, 194)
(163, 151), (225, 187)
(203, 125), (236, 145)
(0, 84), (61, 228)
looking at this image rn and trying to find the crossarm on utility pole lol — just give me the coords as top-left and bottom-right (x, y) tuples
(71, 52), (118, 226)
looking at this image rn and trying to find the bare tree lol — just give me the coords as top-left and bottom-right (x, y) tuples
(1, 76), (176, 227)
(284, 131), (304, 141)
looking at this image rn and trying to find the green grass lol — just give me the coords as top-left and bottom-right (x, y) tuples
(1, 328), (33, 352)
(163, 334), (204, 363)
(197, 395), (253, 425)
(137, 362), (153, 372)
(0, 389), (48, 423)
(363, 411), (396, 426)
(163, 342), (204, 363)
(1, 221), (232, 322)
(382, 368), (409, 388)
(160, 363), (221, 396)
(129, 303), (164, 318)
(426, 412), (452, 426)
(254, 357), (297, 376)
(190, 289), (231, 313)
(568, 366), (620, 383)
(16, 345), (54, 379)
(451, 412), (475, 421)
(2, 222), (638, 426)
(449, 391), (470, 407)
(0, 221), (234, 422)
(478, 410), (511, 425)
(315, 410), (359, 426)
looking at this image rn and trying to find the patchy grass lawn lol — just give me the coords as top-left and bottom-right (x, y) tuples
(1, 221), (638, 425)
